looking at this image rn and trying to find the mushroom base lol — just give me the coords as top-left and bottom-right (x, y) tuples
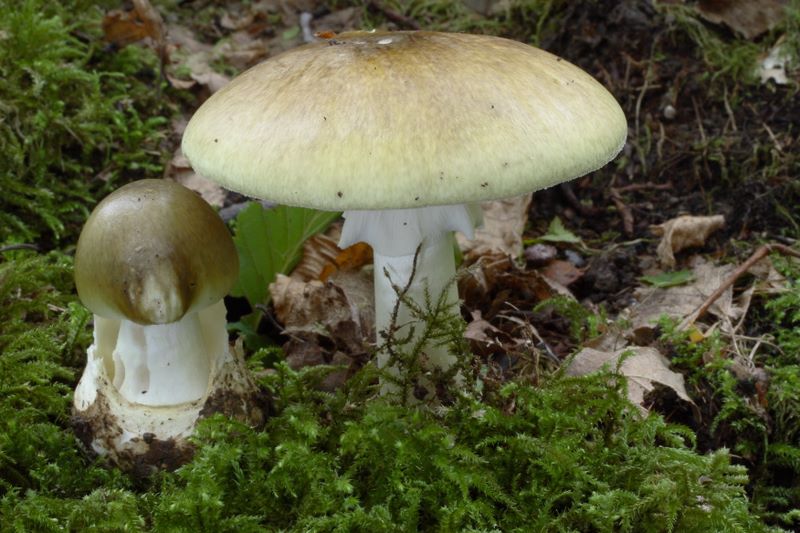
(72, 320), (268, 476)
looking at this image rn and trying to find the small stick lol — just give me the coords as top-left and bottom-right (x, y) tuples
(609, 187), (634, 236)
(615, 182), (672, 193)
(0, 243), (39, 253)
(367, 1), (421, 30)
(681, 243), (800, 329)
(559, 182), (603, 217)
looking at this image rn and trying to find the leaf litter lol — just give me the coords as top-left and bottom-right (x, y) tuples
(103, 0), (798, 422)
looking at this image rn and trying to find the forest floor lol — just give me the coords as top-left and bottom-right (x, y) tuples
(1, 0), (799, 531)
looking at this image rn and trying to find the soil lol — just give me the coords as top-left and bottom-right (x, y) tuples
(170, 0), (797, 463)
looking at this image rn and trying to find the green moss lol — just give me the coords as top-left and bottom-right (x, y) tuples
(142, 365), (770, 532)
(0, 251), (773, 529)
(0, 0), (169, 245)
(0, 252), (135, 530)
(659, 255), (800, 529)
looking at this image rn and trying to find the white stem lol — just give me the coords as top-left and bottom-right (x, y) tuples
(373, 233), (459, 372)
(339, 204), (481, 391)
(113, 311), (212, 406)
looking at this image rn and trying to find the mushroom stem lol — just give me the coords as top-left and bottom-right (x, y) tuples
(373, 233), (460, 373)
(113, 312), (210, 406)
(340, 204), (481, 392)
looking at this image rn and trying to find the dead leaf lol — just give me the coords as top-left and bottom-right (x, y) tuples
(103, 0), (166, 62)
(460, 253), (574, 321)
(567, 346), (692, 411)
(270, 269), (374, 387)
(214, 30), (271, 71)
(651, 214), (725, 268)
(541, 259), (583, 287)
(457, 194), (532, 262)
(313, 7), (362, 34)
(627, 259), (743, 343)
(165, 148), (226, 207)
(320, 243), (373, 282)
(291, 234), (342, 282)
(464, 309), (515, 357)
(697, 0), (786, 40)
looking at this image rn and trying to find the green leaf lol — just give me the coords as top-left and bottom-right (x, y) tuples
(282, 26), (300, 40)
(538, 217), (582, 244)
(640, 270), (694, 288)
(231, 203), (340, 306)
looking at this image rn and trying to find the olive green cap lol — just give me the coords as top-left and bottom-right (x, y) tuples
(182, 31), (627, 210)
(74, 179), (238, 325)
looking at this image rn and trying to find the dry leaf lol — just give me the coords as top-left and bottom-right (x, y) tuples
(460, 253), (574, 319)
(567, 346), (692, 411)
(541, 259), (583, 287)
(290, 231), (373, 283)
(103, 0), (166, 62)
(651, 214), (725, 268)
(457, 194), (532, 261)
(291, 233), (340, 282)
(627, 259), (743, 342)
(320, 243), (373, 282)
(270, 270), (374, 389)
(464, 309), (515, 357)
(697, 0), (786, 40)
(165, 149), (226, 207)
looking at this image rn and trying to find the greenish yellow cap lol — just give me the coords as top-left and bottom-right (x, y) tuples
(74, 179), (238, 325)
(182, 31), (627, 210)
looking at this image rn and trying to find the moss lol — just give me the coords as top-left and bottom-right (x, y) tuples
(0, 251), (772, 529)
(0, 0), (170, 246)
(659, 255), (800, 529)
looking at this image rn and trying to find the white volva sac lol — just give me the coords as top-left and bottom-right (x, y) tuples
(73, 179), (264, 472)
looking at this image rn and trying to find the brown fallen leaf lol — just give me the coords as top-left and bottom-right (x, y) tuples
(165, 25), (231, 93)
(457, 193), (532, 262)
(651, 214), (725, 268)
(270, 269), (374, 388)
(103, 0), (167, 63)
(291, 234), (342, 282)
(165, 149), (226, 207)
(541, 259), (583, 287)
(697, 0), (786, 40)
(459, 253), (574, 321)
(464, 309), (515, 357)
(628, 259), (737, 343)
(320, 243), (373, 282)
(567, 346), (692, 412)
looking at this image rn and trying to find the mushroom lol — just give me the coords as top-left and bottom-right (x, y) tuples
(181, 31), (627, 395)
(72, 179), (264, 473)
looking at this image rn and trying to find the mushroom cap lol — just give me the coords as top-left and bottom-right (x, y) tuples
(74, 179), (239, 325)
(182, 30), (627, 210)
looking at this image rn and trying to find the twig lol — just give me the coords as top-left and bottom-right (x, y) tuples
(367, 1), (420, 30)
(0, 243), (39, 253)
(681, 243), (800, 329)
(559, 182), (603, 217)
(609, 187), (634, 236)
(614, 182), (672, 193)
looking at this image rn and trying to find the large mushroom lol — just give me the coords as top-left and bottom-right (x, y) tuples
(72, 179), (265, 473)
(181, 31), (627, 394)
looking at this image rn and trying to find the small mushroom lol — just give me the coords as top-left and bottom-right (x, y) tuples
(72, 179), (264, 473)
(181, 31), (627, 397)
